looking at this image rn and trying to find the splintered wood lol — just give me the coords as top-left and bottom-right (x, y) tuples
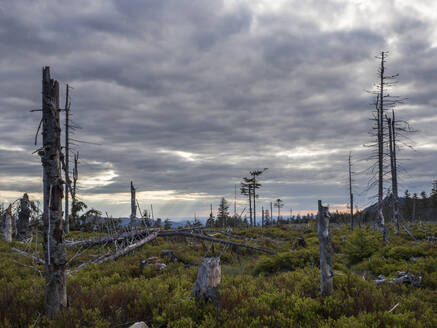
(193, 257), (221, 302)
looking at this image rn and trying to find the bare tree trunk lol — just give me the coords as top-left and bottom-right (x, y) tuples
(387, 114), (400, 234)
(377, 52), (388, 242)
(248, 187), (252, 227)
(318, 200), (333, 297)
(252, 180), (256, 226)
(64, 85), (70, 234)
(17, 193), (30, 239)
(41, 67), (67, 319)
(130, 181), (137, 225)
(261, 206), (264, 227)
(270, 202), (273, 225)
(349, 152), (354, 230)
(3, 205), (12, 242)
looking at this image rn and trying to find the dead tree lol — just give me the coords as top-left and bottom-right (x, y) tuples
(17, 193), (31, 239)
(386, 113), (400, 234)
(317, 200), (333, 297)
(193, 257), (221, 302)
(64, 84), (71, 234)
(3, 205), (12, 242)
(130, 181), (137, 225)
(348, 152), (354, 230)
(40, 67), (67, 318)
(367, 52), (402, 242)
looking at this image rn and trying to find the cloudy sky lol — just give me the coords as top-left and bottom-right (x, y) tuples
(0, 0), (436, 220)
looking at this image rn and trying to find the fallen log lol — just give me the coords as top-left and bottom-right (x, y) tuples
(158, 231), (275, 254)
(65, 227), (204, 247)
(65, 228), (156, 247)
(67, 231), (159, 275)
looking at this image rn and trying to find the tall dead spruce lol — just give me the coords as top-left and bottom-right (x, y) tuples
(318, 200), (333, 297)
(40, 67), (67, 319)
(368, 52), (403, 242)
(130, 181), (137, 225)
(64, 84), (71, 234)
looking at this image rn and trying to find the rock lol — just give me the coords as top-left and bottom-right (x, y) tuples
(193, 257), (221, 303)
(129, 322), (149, 328)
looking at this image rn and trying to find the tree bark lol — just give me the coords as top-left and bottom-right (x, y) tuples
(41, 67), (67, 319)
(64, 84), (70, 234)
(3, 205), (12, 242)
(318, 200), (333, 297)
(193, 257), (221, 302)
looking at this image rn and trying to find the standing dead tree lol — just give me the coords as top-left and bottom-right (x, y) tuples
(40, 67), (67, 319)
(3, 205), (12, 242)
(63, 84), (71, 234)
(348, 152), (354, 231)
(130, 181), (137, 225)
(367, 51), (404, 242)
(386, 113), (399, 234)
(317, 200), (333, 297)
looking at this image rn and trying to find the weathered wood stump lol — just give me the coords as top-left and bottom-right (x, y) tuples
(17, 193), (30, 239)
(318, 200), (333, 297)
(193, 257), (221, 303)
(3, 205), (12, 242)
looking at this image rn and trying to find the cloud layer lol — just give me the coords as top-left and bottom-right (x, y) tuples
(0, 0), (436, 218)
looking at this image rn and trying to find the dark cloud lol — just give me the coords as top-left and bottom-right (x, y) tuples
(0, 0), (436, 218)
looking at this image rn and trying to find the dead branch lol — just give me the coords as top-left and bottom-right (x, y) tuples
(11, 247), (45, 265)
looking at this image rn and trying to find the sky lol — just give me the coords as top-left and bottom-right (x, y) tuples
(0, 0), (436, 220)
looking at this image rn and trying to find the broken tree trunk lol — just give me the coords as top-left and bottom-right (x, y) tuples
(17, 193), (31, 239)
(3, 205), (12, 242)
(158, 230), (275, 254)
(41, 66), (67, 319)
(68, 231), (159, 275)
(193, 257), (221, 302)
(64, 84), (70, 234)
(130, 181), (137, 225)
(387, 114), (400, 235)
(348, 152), (354, 231)
(318, 200), (333, 297)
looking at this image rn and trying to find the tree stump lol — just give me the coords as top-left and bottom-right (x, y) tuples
(3, 205), (12, 242)
(17, 193), (30, 239)
(318, 200), (333, 297)
(193, 257), (221, 303)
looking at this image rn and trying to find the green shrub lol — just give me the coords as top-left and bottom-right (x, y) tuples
(344, 229), (379, 265)
(254, 248), (319, 275)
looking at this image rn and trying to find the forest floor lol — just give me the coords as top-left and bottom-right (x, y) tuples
(1, 222), (436, 327)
